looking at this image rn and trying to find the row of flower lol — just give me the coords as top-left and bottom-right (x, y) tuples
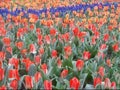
(0, 0), (107, 10)
(0, 2), (119, 17)
(0, 1), (120, 90)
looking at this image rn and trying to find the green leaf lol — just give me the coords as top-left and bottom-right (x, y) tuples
(28, 64), (37, 76)
(19, 69), (27, 76)
(33, 79), (44, 89)
(56, 81), (61, 89)
(47, 59), (61, 77)
(96, 84), (103, 89)
(39, 69), (48, 81)
(62, 59), (73, 69)
(80, 73), (88, 89)
(18, 75), (26, 89)
(0, 40), (3, 51)
(66, 73), (74, 80)
(87, 61), (97, 75)
(84, 42), (98, 58)
(85, 73), (93, 85)
(63, 79), (69, 89)
(85, 84), (94, 89)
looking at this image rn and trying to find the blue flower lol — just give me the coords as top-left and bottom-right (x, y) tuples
(0, 2), (119, 17)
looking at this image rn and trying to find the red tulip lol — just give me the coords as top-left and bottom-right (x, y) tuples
(64, 46), (72, 57)
(22, 58), (33, 71)
(111, 82), (116, 90)
(103, 33), (109, 42)
(76, 60), (84, 71)
(15, 41), (24, 49)
(21, 49), (27, 55)
(92, 36), (96, 45)
(37, 34), (43, 40)
(108, 25), (113, 31)
(51, 50), (57, 58)
(73, 27), (79, 36)
(93, 77), (101, 88)
(106, 59), (111, 67)
(100, 44), (107, 50)
(57, 59), (62, 68)
(39, 48), (44, 55)
(17, 31), (21, 39)
(41, 63), (48, 74)
(104, 78), (111, 89)
(61, 69), (68, 78)
(34, 72), (41, 83)
(97, 51), (105, 59)
(30, 24), (34, 30)
(36, 28), (41, 34)
(83, 51), (91, 60)
(8, 69), (19, 80)
(44, 35), (51, 44)
(0, 68), (4, 81)
(78, 31), (86, 39)
(10, 79), (18, 90)
(34, 55), (41, 65)
(94, 31), (100, 39)
(0, 28), (6, 37)
(98, 66), (105, 77)
(2, 37), (11, 46)
(29, 44), (36, 54)
(62, 33), (70, 42)
(0, 85), (7, 90)
(9, 58), (19, 69)
(0, 51), (5, 61)
(6, 46), (12, 54)
(50, 28), (56, 36)
(112, 43), (119, 52)
(44, 80), (52, 90)
(91, 25), (97, 32)
(69, 77), (80, 90)
(25, 75), (33, 89)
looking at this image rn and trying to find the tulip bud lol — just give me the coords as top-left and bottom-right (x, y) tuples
(69, 77), (80, 90)
(61, 69), (68, 78)
(111, 82), (116, 90)
(51, 50), (57, 58)
(44, 80), (52, 90)
(104, 78), (111, 89)
(25, 75), (33, 89)
(83, 51), (91, 60)
(34, 72), (41, 83)
(93, 77), (102, 88)
(76, 60), (84, 71)
(98, 66), (105, 77)
(0, 68), (4, 81)
(10, 79), (18, 90)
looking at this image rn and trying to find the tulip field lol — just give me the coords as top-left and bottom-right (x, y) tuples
(0, 0), (120, 89)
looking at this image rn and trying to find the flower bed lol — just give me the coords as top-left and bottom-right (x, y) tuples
(0, 0), (120, 90)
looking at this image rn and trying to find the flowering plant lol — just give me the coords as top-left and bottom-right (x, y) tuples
(0, 0), (120, 90)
